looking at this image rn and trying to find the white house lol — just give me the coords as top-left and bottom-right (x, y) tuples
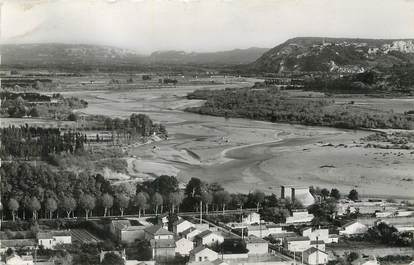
(284, 236), (311, 252)
(174, 219), (195, 234)
(286, 210), (314, 224)
(302, 228), (338, 244)
(175, 237), (194, 256)
(144, 225), (174, 241)
(6, 254), (34, 265)
(244, 235), (269, 255)
(194, 231), (224, 247)
(302, 247), (328, 265)
(242, 213), (261, 225)
(182, 228), (203, 241)
(189, 246), (219, 262)
(37, 231), (72, 249)
(339, 221), (368, 237)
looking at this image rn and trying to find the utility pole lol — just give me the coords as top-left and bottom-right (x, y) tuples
(199, 200), (203, 224)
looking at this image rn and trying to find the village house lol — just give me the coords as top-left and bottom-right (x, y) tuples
(283, 236), (311, 252)
(144, 225), (174, 241)
(247, 224), (269, 238)
(285, 210), (314, 224)
(194, 230), (224, 247)
(150, 238), (176, 261)
(301, 228), (339, 244)
(37, 231), (72, 249)
(0, 239), (36, 254)
(242, 212), (261, 225)
(5, 254), (34, 265)
(244, 235), (269, 255)
(174, 219), (196, 234)
(175, 237), (194, 256)
(339, 221), (368, 237)
(189, 246), (219, 262)
(182, 228), (203, 241)
(110, 219), (146, 243)
(302, 247), (328, 265)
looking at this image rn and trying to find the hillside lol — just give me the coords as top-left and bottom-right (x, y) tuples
(148, 47), (269, 65)
(0, 43), (268, 67)
(0, 43), (145, 66)
(251, 37), (414, 73)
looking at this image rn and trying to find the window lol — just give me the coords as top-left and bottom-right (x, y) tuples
(199, 257), (202, 261)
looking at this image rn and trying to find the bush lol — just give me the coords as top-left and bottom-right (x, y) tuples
(67, 113), (78, 121)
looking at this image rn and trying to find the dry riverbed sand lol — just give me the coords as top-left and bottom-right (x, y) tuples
(66, 83), (414, 200)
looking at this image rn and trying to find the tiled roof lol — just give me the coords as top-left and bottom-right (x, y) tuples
(285, 236), (310, 242)
(195, 230), (213, 239)
(303, 247), (327, 255)
(245, 235), (268, 244)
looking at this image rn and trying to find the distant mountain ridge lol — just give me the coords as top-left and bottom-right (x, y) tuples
(251, 37), (414, 73)
(148, 47), (269, 65)
(0, 43), (269, 66)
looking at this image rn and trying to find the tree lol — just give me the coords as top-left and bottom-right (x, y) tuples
(8, 198), (19, 221)
(101, 252), (125, 265)
(61, 196), (77, 218)
(152, 192), (163, 215)
(252, 190), (265, 212)
(347, 252), (359, 263)
(79, 194), (96, 219)
(185, 177), (204, 197)
(201, 191), (213, 214)
(330, 188), (341, 200)
(320, 188), (330, 200)
(132, 192), (147, 217)
(101, 193), (114, 217)
(28, 197), (41, 220)
(168, 192), (183, 213)
(214, 191), (231, 214)
(29, 108), (39, 117)
(348, 189), (359, 201)
(67, 113), (78, 121)
(45, 198), (58, 219)
(115, 194), (129, 217)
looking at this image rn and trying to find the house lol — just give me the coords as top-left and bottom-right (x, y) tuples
(144, 225), (174, 241)
(244, 235), (268, 255)
(187, 259), (228, 265)
(286, 210), (314, 224)
(339, 221), (368, 237)
(182, 228), (202, 241)
(37, 231), (71, 249)
(247, 224), (269, 238)
(175, 237), (194, 256)
(310, 240), (325, 251)
(268, 232), (297, 245)
(302, 228), (338, 244)
(283, 236), (311, 252)
(6, 254), (34, 265)
(174, 219), (195, 234)
(242, 213), (261, 225)
(150, 239), (176, 261)
(194, 230), (224, 247)
(302, 247), (328, 265)
(189, 246), (219, 262)
(280, 185), (315, 207)
(110, 219), (146, 243)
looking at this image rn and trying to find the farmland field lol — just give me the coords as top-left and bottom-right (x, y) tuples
(70, 229), (103, 244)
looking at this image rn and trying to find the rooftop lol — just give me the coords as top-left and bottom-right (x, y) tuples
(245, 235), (268, 244)
(144, 225), (174, 236)
(150, 239), (176, 248)
(285, 236), (310, 242)
(195, 230), (213, 239)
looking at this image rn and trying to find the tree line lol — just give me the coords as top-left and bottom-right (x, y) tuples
(186, 88), (414, 130)
(0, 125), (87, 160)
(1, 162), (311, 222)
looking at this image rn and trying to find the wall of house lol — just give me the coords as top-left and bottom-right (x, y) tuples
(305, 252), (328, 265)
(53, 236), (71, 245)
(246, 243), (268, 255)
(154, 248), (175, 261)
(175, 240), (194, 256)
(193, 250), (218, 262)
(38, 239), (54, 249)
(121, 229), (145, 243)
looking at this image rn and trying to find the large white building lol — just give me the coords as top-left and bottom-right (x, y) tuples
(189, 246), (219, 262)
(244, 235), (269, 255)
(37, 231), (72, 249)
(339, 221), (368, 237)
(302, 247), (328, 265)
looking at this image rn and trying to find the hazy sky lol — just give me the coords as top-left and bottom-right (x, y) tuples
(2, 0), (414, 54)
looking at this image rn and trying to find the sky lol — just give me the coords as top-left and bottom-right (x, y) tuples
(1, 0), (414, 54)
